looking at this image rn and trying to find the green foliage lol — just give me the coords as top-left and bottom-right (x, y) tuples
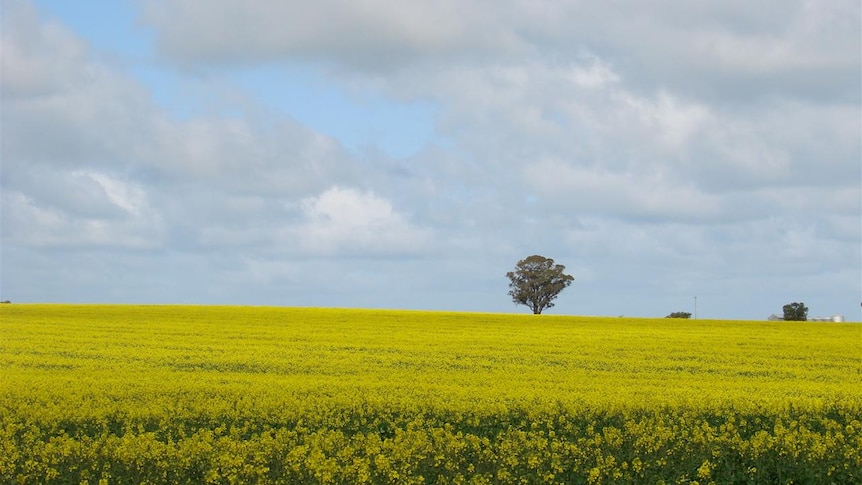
(506, 255), (574, 314)
(665, 312), (692, 319)
(5, 405), (860, 484)
(783, 302), (808, 321)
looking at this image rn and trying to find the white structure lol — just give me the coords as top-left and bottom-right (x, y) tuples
(769, 314), (844, 322)
(809, 315), (845, 322)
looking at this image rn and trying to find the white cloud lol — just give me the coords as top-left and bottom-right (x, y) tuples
(288, 186), (431, 255)
(87, 172), (148, 216)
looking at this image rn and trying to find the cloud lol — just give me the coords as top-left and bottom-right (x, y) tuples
(1, 4), (152, 172)
(1, 2), (357, 251)
(0, 2), (89, 98)
(143, 0), (518, 70)
(525, 160), (726, 223)
(288, 186), (431, 256)
(1, 171), (164, 249)
(2, 1), (859, 318)
(143, 0), (860, 102)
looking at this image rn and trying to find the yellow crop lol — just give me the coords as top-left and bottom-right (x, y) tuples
(1, 304), (860, 484)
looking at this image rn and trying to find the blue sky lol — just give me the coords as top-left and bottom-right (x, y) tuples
(140, 61), (442, 158)
(28, 0), (439, 158)
(2, 0), (860, 320)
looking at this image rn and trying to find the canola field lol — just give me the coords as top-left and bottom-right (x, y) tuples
(1, 304), (860, 484)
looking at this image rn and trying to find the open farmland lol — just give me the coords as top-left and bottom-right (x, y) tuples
(1, 304), (860, 484)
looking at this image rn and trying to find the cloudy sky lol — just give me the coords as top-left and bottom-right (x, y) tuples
(2, 0), (860, 320)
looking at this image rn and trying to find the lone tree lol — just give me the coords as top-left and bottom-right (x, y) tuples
(506, 255), (574, 314)
(782, 302), (808, 321)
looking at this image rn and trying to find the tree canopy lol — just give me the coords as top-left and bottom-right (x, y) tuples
(782, 302), (808, 321)
(506, 255), (574, 314)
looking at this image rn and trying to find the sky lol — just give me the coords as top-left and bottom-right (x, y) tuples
(1, 0), (860, 320)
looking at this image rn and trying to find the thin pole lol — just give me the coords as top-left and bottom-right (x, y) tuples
(694, 296), (697, 319)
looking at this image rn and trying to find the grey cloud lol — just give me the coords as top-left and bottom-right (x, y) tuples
(140, 0), (860, 225)
(2, 167), (128, 220)
(143, 0), (520, 70)
(143, 0), (860, 103)
(0, 2), (90, 98)
(2, 10), (155, 173)
(1, 187), (166, 250)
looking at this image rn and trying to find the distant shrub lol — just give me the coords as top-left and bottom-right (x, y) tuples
(665, 312), (691, 319)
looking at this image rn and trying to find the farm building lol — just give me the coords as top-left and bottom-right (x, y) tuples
(768, 314), (844, 322)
